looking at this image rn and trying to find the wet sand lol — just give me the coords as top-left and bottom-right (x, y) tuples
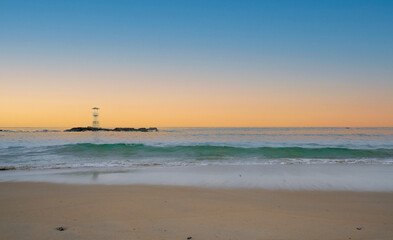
(0, 182), (392, 240)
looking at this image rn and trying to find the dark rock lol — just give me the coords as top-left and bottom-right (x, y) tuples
(113, 128), (136, 132)
(0, 166), (16, 171)
(187, 237), (192, 240)
(64, 127), (109, 132)
(64, 127), (159, 132)
(356, 227), (362, 230)
(56, 227), (65, 231)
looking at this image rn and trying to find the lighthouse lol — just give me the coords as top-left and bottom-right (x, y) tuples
(92, 107), (100, 128)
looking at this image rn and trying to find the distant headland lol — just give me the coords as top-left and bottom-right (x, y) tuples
(64, 127), (158, 132)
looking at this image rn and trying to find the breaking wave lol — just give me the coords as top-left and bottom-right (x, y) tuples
(1, 143), (393, 170)
(48, 143), (393, 159)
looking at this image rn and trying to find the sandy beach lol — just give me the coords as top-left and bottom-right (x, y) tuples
(0, 182), (392, 240)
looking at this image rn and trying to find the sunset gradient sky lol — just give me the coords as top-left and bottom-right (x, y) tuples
(1, 0), (393, 127)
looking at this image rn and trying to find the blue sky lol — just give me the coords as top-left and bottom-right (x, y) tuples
(1, 0), (393, 127)
(1, 0), (392, 71)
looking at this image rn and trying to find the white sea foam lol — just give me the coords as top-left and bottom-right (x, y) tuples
(1, 164), (393, 192)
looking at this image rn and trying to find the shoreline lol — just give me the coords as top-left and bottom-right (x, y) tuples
(1, 182), (393, 240)
(1, 164), (393, 192)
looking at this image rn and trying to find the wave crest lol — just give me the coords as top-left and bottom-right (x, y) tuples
(47, 143), (393, 160)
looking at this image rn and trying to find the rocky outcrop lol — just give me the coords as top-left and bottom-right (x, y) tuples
(64, 127), (110, 132)
(64, 127), (158, 132)
(113, 128), (135, 131)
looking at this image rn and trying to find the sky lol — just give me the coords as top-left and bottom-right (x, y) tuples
(1, 0), (393, 127)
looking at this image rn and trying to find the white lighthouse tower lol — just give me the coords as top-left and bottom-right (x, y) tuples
(92, 107), (100, 128)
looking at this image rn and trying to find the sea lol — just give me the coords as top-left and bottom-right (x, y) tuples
(1, 127), (393, 191)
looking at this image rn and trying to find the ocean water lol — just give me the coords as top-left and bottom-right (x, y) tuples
(1, 127), (393, 191)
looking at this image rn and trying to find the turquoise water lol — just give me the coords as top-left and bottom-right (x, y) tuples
(1, 127), (393, 190)
(1, 127), (393, 169)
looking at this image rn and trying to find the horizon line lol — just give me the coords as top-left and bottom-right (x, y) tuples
(2, 126), (393, 129)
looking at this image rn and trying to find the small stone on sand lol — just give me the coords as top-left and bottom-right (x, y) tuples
(56, 227), (65, 231)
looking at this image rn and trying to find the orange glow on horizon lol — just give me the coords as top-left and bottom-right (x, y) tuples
(1, 68), (392, 128)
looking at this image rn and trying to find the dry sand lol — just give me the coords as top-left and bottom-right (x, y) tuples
(0, 182), (392, 240)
